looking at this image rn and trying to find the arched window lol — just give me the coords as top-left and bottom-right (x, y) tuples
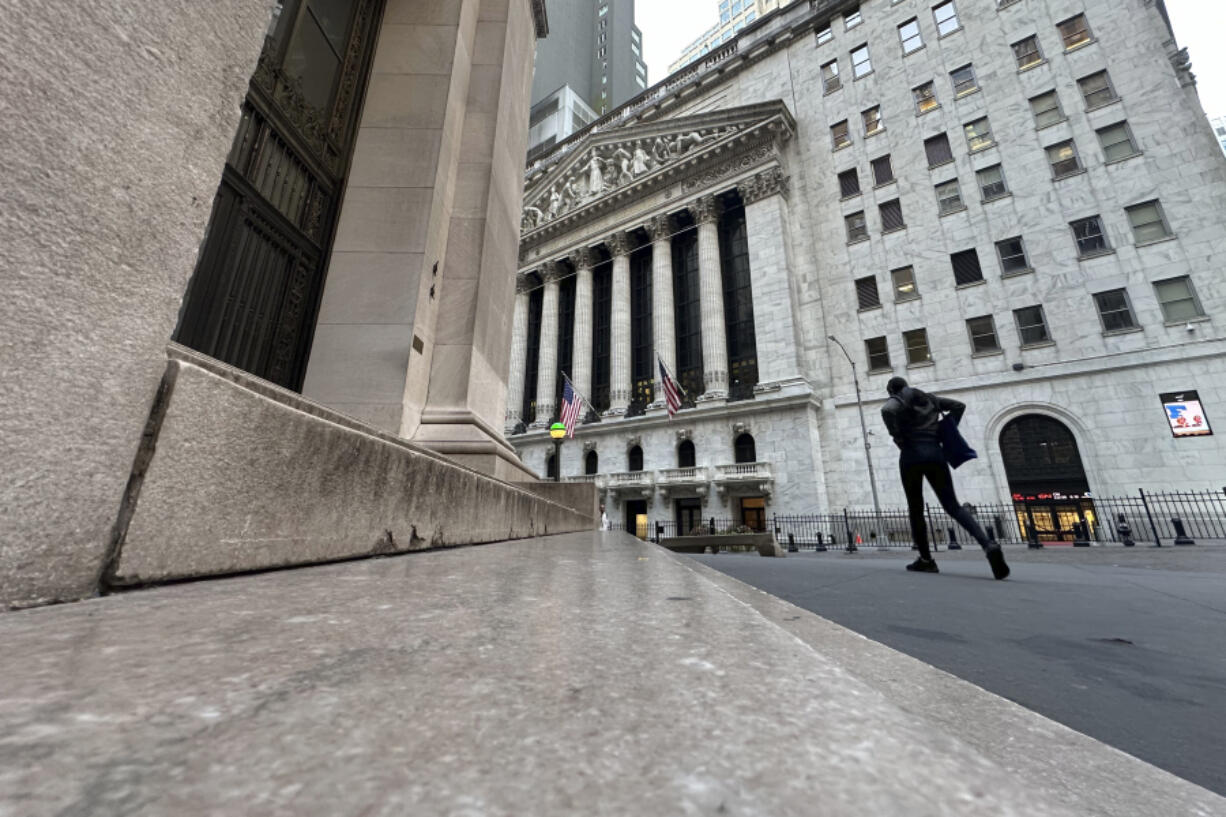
(734, 433), (756, 464)
(1000, 415), (1089, 496)
(546, 452), (558, 481)
(585, 450), (599, 475)
(678, 440), (696, 468)
(628, 445), (644, 472)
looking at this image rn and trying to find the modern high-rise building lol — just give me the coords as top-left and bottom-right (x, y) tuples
(528, 0), (647, 158)
(670, 0), (782, 73)
(509, 0), (1226, 540)
(1211, 115), (1226, 156)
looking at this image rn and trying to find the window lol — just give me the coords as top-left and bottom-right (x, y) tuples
(1012, 35), (1043, 69)
(851, 44), (872, 78)
(950, 64), (977, 96)
(904, 328), (932, 364)
(966, 316), (1001, 354)
(585, 450), (599, 475)
(1126, 200), (1173, 244)
(628, 445), (643, 472)
(933, 1), (960, 36)
(964, 117), (994, 151)
(822, 59), (841, 93)
(845, 6), (863, 29)
(733, 434), (756, 464)
(838, 168), (861, 198)
(831, 120), (851, 149)
(1029, 90), (1064, 129)
(1093, 289), (1137, 332)
(892, 266), (919, 301)
(951, 248), (984, 286)
(863, 105), (883, 136)
(856, 275), (881, 309)
(924, 133), (954, 167)
(1014, 306), (1050, 346)
(1097, 121), (1139, 162)
(1046, 140), (1082, 178)
(1154, 276), (1205, 322)
(678, 440), (696, 468)
(935, 179), (964, 215)
(899, 18), (923, 54)
(995, 236), (1030, 275)
(1071, 215), (1110, 257)
(871, 154), (894, 185)
(817, 26), (833, 45)
(846, 210), (868, 242)
(880, 199), (905, 232)
(977, 164), (1008, 200)
(866, 336), (891, 370)
(1078, 70), (1117, 109)
(913, 81), (938, 113)
(1058, 13), (1092, 50)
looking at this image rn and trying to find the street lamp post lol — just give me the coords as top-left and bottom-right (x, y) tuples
(827, 335), (885, 544)
(549, 423), (567, 483)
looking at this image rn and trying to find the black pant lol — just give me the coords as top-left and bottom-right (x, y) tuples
(900, 457), (989, 559)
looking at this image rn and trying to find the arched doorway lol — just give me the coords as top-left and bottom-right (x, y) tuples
(1000, 415), (1095, 543)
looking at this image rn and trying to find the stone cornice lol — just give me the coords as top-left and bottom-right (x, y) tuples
(738, 166), (789, 205)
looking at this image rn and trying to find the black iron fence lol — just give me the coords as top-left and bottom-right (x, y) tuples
(609, 489), (1226, 550)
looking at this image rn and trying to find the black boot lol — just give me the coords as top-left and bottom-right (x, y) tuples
(906, 557), (939, 573)
(985, 545), (1010, 580)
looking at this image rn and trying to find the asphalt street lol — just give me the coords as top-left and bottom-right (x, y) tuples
(689, 545), (1226, 797)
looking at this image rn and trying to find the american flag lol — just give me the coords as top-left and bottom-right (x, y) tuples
(659, 356), (683, 419)
(559, 376), (583, 438)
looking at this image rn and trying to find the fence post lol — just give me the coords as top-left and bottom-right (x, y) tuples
(1139, 489), (1162, 547)
(923, 504), (933, 552)
(844, 508), (857, 553)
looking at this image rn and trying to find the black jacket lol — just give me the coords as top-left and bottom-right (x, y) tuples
(881, 387), (965, 450)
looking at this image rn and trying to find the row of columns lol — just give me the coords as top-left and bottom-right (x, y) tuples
(506, 193), (728, 430)
(506, 167), (791, 432)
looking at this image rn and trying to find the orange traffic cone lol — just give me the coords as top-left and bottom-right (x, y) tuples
(855, 534), (863, 545)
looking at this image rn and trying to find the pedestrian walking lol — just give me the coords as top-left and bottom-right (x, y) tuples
(880, 377), (1010, 579)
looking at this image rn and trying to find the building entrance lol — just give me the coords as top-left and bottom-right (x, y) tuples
(676, 498), (703, 536)
(625, 500), (648, 539)
(1001, 415), (1095, 543)
(740, 497), (766, 532)
(175, 0), (384, 390)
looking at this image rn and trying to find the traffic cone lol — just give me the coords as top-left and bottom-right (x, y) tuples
(855, 534), (862, 545)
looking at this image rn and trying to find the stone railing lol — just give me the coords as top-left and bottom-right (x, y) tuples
(714, 462), (773, 481)
(564, 474), (607, 489)
(657, 466), (710, 484)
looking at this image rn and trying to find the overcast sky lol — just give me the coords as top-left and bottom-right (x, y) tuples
(637, 0), (1226, 116)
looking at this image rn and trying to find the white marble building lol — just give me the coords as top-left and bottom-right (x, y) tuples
(506, 0), (1226, 537)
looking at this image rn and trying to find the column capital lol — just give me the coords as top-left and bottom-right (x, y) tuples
(568, 246), (594, 270)
(739, 166), (790, 205)
(645, 214), (674, 243)
(540, 260), (565, 284)
(515, 273), (534, 294)
(606, 231), (632, 258)
(688, 195), (721, 225)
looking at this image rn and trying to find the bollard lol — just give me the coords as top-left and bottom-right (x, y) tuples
(655, 522), (663, 544)
(1171, 517), (1196, 546)
(787, 533), (798, 553)
(947, 527), (962, 550)
(1026, 522), (1042, 549)
(815, 532), (828, 553)
(1116, 513), (1135, 547)
(844, 509), (857, 553)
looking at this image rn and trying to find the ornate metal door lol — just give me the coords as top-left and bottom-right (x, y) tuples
(175, 0), (383, 390)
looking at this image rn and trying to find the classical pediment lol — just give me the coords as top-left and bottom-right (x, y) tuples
(521, 100), (795, 240)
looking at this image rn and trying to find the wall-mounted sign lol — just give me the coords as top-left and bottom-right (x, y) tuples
(1160, 390), (1213, 438)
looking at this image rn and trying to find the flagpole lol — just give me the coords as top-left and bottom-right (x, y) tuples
(657, 355), (688, 400)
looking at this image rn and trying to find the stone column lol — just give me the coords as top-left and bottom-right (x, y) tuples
(739, 168), (804, 390)
(504, 273), (532, 433)
(606, 232), (633, 416)
(692, 195), (728, 400)
(569, 247), (595, 409)
(646, 215), (676, 408)
(533, 263), (562, 427)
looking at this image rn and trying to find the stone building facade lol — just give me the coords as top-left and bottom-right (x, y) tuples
(507, 0), (1226, 536)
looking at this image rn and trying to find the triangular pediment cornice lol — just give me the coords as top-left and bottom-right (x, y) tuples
(520, 100), (795, 245)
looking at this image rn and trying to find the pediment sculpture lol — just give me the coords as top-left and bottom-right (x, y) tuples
(521, 125), (741, 232)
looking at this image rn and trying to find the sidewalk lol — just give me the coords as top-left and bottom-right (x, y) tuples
(1, 532), (1222, 816)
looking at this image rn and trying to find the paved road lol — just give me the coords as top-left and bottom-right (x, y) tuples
(689, 546), (1226, 796)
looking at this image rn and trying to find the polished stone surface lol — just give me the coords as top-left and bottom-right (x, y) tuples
(1, 532), (1220, 816)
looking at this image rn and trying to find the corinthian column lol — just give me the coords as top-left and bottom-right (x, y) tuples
(532, 262), (562, 427)
(505, 273), (532, 433)
(646, 214), (676, 408)
(692, 195), (728, 400)
(606, 232), (632, 416)
(569, 247), (594, 410)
